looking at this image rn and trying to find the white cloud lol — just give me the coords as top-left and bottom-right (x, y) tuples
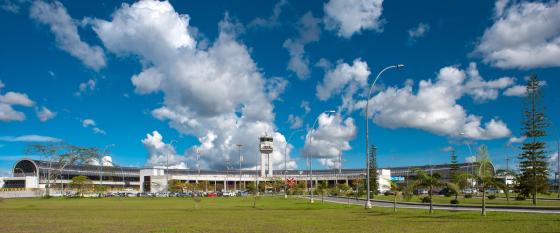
(93, 0), (296, 169)
(0, 82), (35, 122)
(504, 85), (526, 97)
(85, 155), (114, 167)
(82, 118), (95, 127)
(507, 136), (526, 145)
(75, 79), (96, 96)
(265, 76), (289, 100)
(475, 1), (560, 69)
(81, 118), (106, 134)
(288, 114), (303, 129)
(300, 100), (311, 114)
(0, 104), (25, 121)
(441, 146), (455, 152)
(141, 131), (186, 169)
(316, 58), (370, 112)
(465, 155), (477, 163)
(92, 127), (106, 135)
(302, 113), (356, 169)
(30, 1), (106, 70)
(408, 23), (429, 42)
(356, 64), (512, 140)
(323, 0), (384, 38)
(36, 106), (56, 122)
(464, 63), (515, 103)
(283, 12), (321, 80)
(0, 135), (62, 142)
(0, 92), (34, 106)
(494, 0), (510, 18)
(1, 0), (19, 14)
(249, 0), (287, 29)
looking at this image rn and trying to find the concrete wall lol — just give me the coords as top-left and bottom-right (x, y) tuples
(0, 189), (44, 198)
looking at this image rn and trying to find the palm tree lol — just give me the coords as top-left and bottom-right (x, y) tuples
(316, 181), (329, 204)
(474, 145), (508, 216)
(409, 170), (456, 214)
(389, 181), (400, 212)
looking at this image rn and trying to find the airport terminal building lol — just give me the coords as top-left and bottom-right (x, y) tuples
(0, 158), (483, 195)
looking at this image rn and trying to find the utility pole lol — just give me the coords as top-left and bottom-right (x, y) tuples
(237, 144), (243, 191)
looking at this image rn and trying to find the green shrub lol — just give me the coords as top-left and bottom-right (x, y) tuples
(487, 194), (496, 200)
(515, 195), (526, 201)
(464, 194), (473, 198)
(420, 196), (431, 203)
(443, 192), (453, 197)
(450, 199), (459, 204)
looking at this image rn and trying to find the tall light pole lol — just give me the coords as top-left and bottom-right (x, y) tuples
(237, 144), (243, 191)
(309, 110), (336, 203)
(167, 140), (177, 193)
(365, 64), (404, 209)
(284, 129), (305, 198)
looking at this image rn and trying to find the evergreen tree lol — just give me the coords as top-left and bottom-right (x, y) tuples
(368, 145), (379, 195)
(516, 74), (549, 205)
(449, 148), (459, 182)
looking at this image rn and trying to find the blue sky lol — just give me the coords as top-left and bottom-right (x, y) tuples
(0, 0), (559, 176)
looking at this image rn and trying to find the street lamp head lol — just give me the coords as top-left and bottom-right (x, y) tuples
(396, 64), (405, 68)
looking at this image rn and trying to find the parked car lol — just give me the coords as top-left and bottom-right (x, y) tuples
(462, 188), (478, 194)
(206, 192), (218, 197)
(485, 188), (499, 195)
(413, 189), (429, 195)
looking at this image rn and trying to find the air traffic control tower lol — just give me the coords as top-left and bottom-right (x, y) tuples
(259, 136), (273, 177)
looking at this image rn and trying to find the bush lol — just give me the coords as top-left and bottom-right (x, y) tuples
(443, 192), (453, 197)
(420, 196), (431, 203)
(464, 194), (473, 198)
(450, 199), (459, 205)
(383, 191), (391, 196)
(515, 195), (526, 201)
(487, 194), (496, 200)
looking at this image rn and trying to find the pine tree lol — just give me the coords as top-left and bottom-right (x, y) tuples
(516, 74), (549, 205)
(369, 145), (379, 195)
(449, 148), (459, 183)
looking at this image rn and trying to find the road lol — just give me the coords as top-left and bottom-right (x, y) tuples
(309, 196), (560, 214)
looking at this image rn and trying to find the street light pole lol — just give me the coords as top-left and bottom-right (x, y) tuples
(237, 144), (243, 191)
(284, 129), (305, 198)
(365, 64), (404, 209)
(309, 110), (336, 203)
(167, 140), (177, 194)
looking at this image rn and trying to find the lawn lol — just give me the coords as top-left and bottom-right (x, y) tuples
(0, 197), (558, 233)
(372, 194), (560, 206)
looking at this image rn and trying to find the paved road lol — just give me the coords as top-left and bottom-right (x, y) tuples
(309, 196), (560, 214)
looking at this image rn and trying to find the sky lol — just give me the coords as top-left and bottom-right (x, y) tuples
(0, 0), (559, 177)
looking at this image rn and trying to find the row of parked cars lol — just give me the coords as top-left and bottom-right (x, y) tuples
(135, 191), (250, 198)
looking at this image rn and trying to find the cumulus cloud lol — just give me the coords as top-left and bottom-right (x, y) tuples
(248, 0), (287, 29)
(300, 101), (311, 114)
(465, 155), (477, 163)
(316, 58), (370, 101)
(283, 12), (321, 79)
(507, 136), (526, 146)
(356, 63), (512, 140)
(265, 76), (289, 100)
(503, 85), (526, 97)
(81, 118), (106, 134)
(141, 131), (186, 169)
(75, 79), (96, 96)
(0, 135), (62, 142)
(302, 113), (356, 168)
(86, 155), (114, 167)
(36, 106), (56, 122)
(408, 23), (429, 43)
(30, 1), (106, 70)
(323, 0), (384, 38)
(0, 81), (35, 122)
(475, 1), (560, 69)
(1, 0), (19, 14)
(92, 0), (295, 169)
(287, 114), (303, 129)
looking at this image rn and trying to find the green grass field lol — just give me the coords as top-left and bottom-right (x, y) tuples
(0, 197), (558, 233)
